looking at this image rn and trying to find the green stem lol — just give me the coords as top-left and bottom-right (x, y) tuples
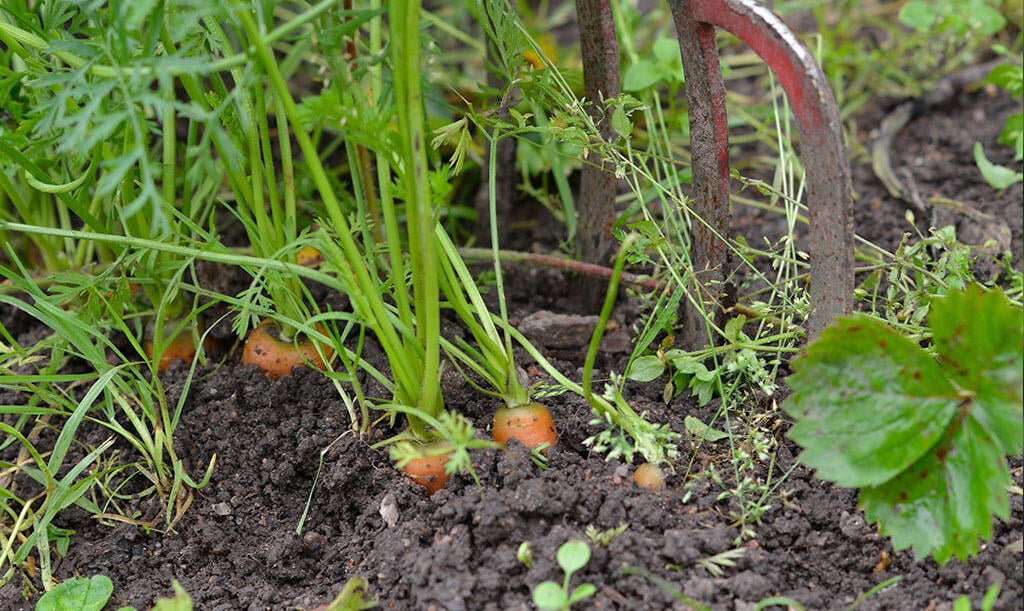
(391, 0), (442, 422)
(233, 4), (423, 415)
(582, 234), (635, 404)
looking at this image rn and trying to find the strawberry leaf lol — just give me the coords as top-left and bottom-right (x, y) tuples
(784, 284), (1023, 564)
(861, 415), (1011, 563)
(930, 284), (1024, 455)
(785, 315), (959, 487)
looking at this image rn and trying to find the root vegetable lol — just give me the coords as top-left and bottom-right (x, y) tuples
(400, 450), (451, 495)
(296, 246), (324, 268)
(241, 320), (333, 380)
(143, 325), (219, 372)
(492, 402), (557, 450)
(633, 463), (666, 491)
(144, 335), (200, 373)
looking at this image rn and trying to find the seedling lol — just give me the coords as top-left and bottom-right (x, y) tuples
(517, 541), (534, 569)
(532, 540), (596, 611)
(693, 547), (746, 578)
(584, 523), (629, 548)
(953, 582), (1001, 611)
(35, 575), (113, 611)
(974, 52), (1023, 189)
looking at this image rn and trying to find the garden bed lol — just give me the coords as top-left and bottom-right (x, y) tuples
(2, 83), (1021, 609)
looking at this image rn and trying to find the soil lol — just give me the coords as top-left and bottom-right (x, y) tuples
(2, 66), (1023, 611)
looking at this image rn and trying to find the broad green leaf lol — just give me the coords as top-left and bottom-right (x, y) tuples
(532, 582), (566, 610)
(684, 415), (729, 442)
(623, 59), (663, 92)
(973, 142), (1023, 190)
(611, 105), (632, 140)
(626, 354), (665, 382)
(897, 0), (936, 30)
(861, 416), (1011, 563)
(556, 540), (591, 574)
(930, 284), (1024, 455)
(36, 575), (113, 611)
(785, 315), (959, 487)
(967, 2), (1007, 36)
(652, 37), (682, 68)
(569, 583), (597, 603)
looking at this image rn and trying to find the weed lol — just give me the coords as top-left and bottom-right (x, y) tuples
(517, 541), (534, 568)
(585, 522), (629, 548)
(35, 575), (113, 611)
(692, 547), (746, 578)
(974, 50), (1023, 189)
(532, 539), (596, 611)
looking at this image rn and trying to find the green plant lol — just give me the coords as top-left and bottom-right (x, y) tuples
(0, 0), (226, 373)
(317, 577), (378, 611)
(619, 566), (710, 611)
(953, 581), (1001, 611)
(532, 540), (596, 611)
(35, 575), (114, 611)
(974, 49), (1023, 189)
(0, 261), (215, 570)
(784, 284), (1023, 563)
(692, 547), (745, 578)
(584, 522), (628, 548)
(517, 541), (534, 568)
(897, 0), (1007, 42)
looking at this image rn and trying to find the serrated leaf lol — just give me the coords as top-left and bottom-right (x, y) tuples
(785, 315), (960, 487)
(36, 575), (113, 611)
(930, 284), (1024, 455)
(984, 65), (1024, 97)
(861, 416), (1011, 563)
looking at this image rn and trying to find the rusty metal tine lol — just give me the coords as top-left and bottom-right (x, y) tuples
(669, 3), (732, 350)
(668, 0), (855, 345)
(577, 0), (621, 291)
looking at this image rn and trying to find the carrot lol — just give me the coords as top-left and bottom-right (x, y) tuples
(241, 320), (333, 380)
(399, 448), (451, 495)
(142, 323), (219, 372)
(492, 402), (557, 450)
(143, 334), (199, 373)
(296, 245), (325, 268)
(633, 463), (666, 491)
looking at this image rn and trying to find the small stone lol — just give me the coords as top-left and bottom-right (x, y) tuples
(518, 310), (600, 348)
(379, 492), (399, 528)
(210, 502), (232, 516)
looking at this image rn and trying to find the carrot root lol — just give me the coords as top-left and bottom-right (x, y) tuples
(399, 450), (451, 495)
(492, 402), (557, 450)
(633, 463), (666, 491)
(241, 320), (333, 380)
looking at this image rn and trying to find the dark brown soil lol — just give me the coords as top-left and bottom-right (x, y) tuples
(2, 83), (1022, 611)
